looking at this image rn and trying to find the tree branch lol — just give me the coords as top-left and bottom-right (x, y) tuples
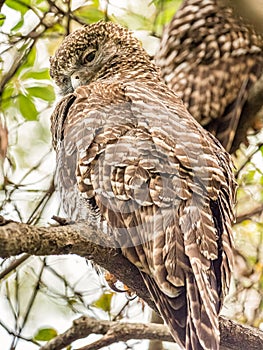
(0, 217), (263, 350)
(40, 316), (173, 350)
(39, 315), (263, 350)
(0, 216), (155, 311)
(236, 204), (263, 224)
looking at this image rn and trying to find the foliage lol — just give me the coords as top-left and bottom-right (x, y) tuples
(33, 328), (58, 341)
(0, 0), (262, 349)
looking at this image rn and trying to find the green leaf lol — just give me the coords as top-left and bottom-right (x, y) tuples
(26, 86), (55, 102)
(34, 328), (57, 341)
(93, 292), (113, 313)
(34, 0), (49, 12)
(45, 23), (65, 35)
(0, 13), (6, 26)
(23, 46), (37, 68)
(245, 169), (256, 184)
(73, 6), (105, 23)
(1, 85), (15, 110)
(18, 94), (38, 120)
(1, 84), (15, 100)
(11, 18), (24, 32)
(6, 0), (28, 15)
(21, 69), (50, 80)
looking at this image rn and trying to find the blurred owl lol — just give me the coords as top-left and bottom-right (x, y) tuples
(50, 21), (237, 350)
(155, 0), (263, 153)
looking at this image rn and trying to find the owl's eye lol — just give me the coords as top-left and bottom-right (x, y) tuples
(82, 50), (96, 64)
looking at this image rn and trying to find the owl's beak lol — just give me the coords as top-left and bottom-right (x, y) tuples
(71, 72), (81, 90)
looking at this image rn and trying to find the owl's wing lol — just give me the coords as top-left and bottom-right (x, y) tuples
(52, 81), (236, 349)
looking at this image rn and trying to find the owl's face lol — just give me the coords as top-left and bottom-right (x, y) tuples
(50, 21), (150, 95)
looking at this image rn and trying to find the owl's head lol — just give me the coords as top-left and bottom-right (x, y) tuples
(50, 21), (157, 95)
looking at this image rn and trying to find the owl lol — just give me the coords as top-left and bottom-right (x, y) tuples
(155, 0), (263, 153)
(50, 21), (237, 350)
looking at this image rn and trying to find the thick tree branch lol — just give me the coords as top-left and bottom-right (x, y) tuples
(0, 217), (263, 350)
(0, 216), (155, 311)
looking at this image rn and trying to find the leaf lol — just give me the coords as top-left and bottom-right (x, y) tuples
(1, 84), (15, 100)
(0, 13), (6, 26)
(73, 6), (105, 23)
(34, 328), (57, 341)
(35, 0), (49, 12)
(93, 292), (114, 313)
(245, 170), (256, 184)
(11, 18), (24, 32)
(17, 94), (38, 120)
(6, 0), (28, 15)
(21, 69), (50, 80)
(1, 85), (15, 110)
(26, 86), (55, 102)
(45, 23), (65, 36)
(22, 46), (37, 69)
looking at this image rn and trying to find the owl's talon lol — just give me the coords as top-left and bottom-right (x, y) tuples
(105, 271), (134, 294)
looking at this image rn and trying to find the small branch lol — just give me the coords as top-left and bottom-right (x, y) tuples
(39, 316), (172, 350)
(39, 315), (263, 350)
(235, 142), (263, 178)
(0, 0), (5, 12)
(0, 254), (30, 280)
(236, 204), (263, 224)
(0, 217), (263, 350)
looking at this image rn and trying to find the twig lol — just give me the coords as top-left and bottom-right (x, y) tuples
(234, 143), (263, 178)
(236, 204), (263, 224)
(0, 254), (30, 280)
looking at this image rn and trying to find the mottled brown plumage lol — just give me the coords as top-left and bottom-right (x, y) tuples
(155, 0), (263, 153)
(50, 21), (237, 350)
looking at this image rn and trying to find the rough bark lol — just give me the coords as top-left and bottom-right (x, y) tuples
(39, 316), (263, 350)
(0, 217), (263, 350)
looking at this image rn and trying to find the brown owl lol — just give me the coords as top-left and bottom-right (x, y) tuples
(50, 21), (237, 350)
(155, 0), (263, 153)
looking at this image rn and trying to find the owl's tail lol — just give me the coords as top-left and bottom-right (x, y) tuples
(142, 272), (220, 350)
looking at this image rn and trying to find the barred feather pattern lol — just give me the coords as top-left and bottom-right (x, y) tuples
(155, 0), (263, 153)
(50, 21), (237, 350)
